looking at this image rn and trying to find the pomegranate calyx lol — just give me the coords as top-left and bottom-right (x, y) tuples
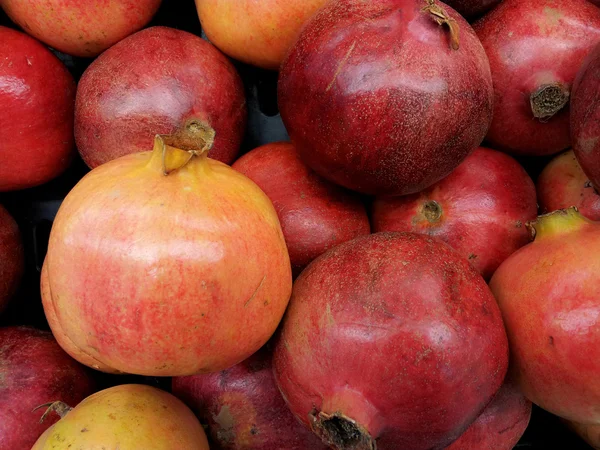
(422, 0), (460, 50)
(33, 401), (73, 423)
(150, 119), (216, 175)
(530, 83), (570, 121)
(526, 207), (589, 240)
(422, 200), (443, 223)
(309, 410), (376, 450)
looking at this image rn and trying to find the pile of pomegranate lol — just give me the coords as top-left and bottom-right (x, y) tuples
(1, 0), (599, 448)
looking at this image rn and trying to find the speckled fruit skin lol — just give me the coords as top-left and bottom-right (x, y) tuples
(42, 138), (292, 377)
(565, 421), (600, 449)
(75, 26), (246, 169)
(0, 0), (162, 57)
(0, 26), (75, 192)
(195, 0), (328, 70)
(372, 147), (537, 280)
(572, 42), (600, 190)
(442, 0), (502, 19)
(31, 384), (209, 450)
(172, 346), (328, 450)
(278, 0), (493, 196)
(233, 142), (370, 277)
(490, 208), (600, 425)
(446, 381), (532, 450)
(0, 327), (95, 450)
(0, 205), (23, 313)
(274, 232), (509, 450)
(473, 0), (600, 156)
(537, 150), (600, 220)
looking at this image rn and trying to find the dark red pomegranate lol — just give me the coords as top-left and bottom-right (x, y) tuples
(0, 26), (75, 191)
(232, 142), (370, 276)
(0, 205), (23, 313)
(273, 232), (509, 450)
(473, 0), (600, 156)
(75, 26), (246, 169)
(572, 42), (600, 189)
(442, 0), (502, 19)
(0, 326), (95, 450)
(446, 381), (532, 450)
(172, 346), (328, 450)
(278, 0), (493, 196)
(490, 208), (600, 424)
(371, 147), (537, 280)
(537, 150), (600, 220)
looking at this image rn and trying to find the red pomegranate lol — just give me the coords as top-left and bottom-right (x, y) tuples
(572, 42), (600, 189)
(473, 0), (600, 156)
(490, 208), (600, 424)
(0, 26), (75, 191)
(442, 0), (502, 19)
(232, 142), (370, 276)
(278, 0), (493, 196)
(273, 232), (509, 450)
(537, 150), (600, 220)
(172, 346), (328, 450)
(0, 205), (23, 313)
(446, 381), (532, 450)
(75, 26), (246, 169)
(42, 133), (292, 376)
(371, 147), (537, 280)
(0, 326), (95, 450)
(0, 0), (161, 57)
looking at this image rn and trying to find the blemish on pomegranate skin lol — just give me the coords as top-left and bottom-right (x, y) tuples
(549, 336), (554, 346)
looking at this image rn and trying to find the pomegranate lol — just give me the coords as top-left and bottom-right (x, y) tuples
(441, 0), (502, 18)
(446, 381), (532, 450)
(278, 0), (493, 196)
(537, 150), (600, 220)
(0, 327), (95, 450)
(195, 0), (328, 70)
(0, 205), (23, 313)
(75, 26), (246, 169)
(0, 0), (161, 57)
(565, 421), (600, 449)
(31, 384), (209, 449)
(490, 208), (600, 424)
(371, 147), (537, 280)
(0, 26), (75, 191)
(232, 142), (370, 276)
(572, 42), (600, 189)
(172, 345), (328, 450)
(273, 232), (509, 450)
(42, 132), (292, 376)
(473, 0), (600, 156)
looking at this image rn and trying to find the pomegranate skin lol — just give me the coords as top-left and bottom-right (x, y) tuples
(442, 0), (502, 19)
(446, 381), (532, 450)
(75, 26), (246, 169)
(537, 150), (600, 220)
(572, 42), (600, 190)
(0, 0), (161, 57)
(274, 232), (509, 450)
(473, 0), (600, 156)
(0, 205), (24, 313)
(0, 26), (75, 191)
(372, 147), (537, 280)
(172, 347), (328, 450)
(0, 327), (95, 450)
(278, 0), (493, 196)
(490, 208), (600, 424)
(233, 142), (370, 276)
